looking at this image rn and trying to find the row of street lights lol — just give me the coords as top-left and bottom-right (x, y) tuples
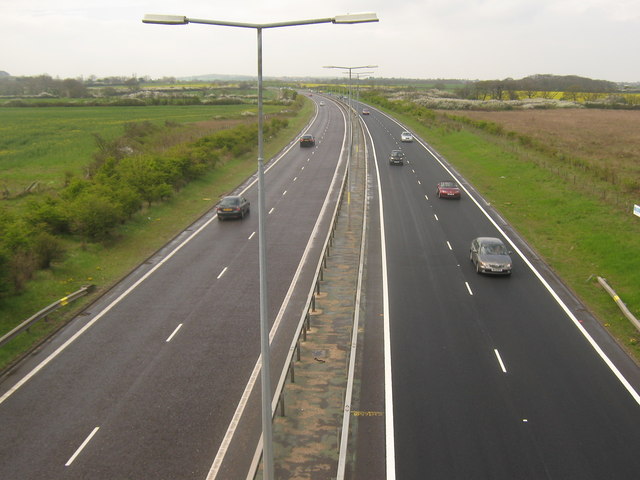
(142, 11), (378, 480)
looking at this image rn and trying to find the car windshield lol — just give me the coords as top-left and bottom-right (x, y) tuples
(391, 150), (404, 156)
(220, 197), (240, 206)
(441, 182), (457, 188)
(481, 244), (508, 255)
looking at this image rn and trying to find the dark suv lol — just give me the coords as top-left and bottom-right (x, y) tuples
(389, 150), (405, 166)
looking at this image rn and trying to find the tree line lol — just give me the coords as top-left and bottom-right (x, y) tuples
(455, 74), (619, 100)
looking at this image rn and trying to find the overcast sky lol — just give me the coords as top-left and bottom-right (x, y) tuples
(3, 0), (639, 82)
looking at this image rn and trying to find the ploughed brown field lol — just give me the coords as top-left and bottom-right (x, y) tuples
(447, 109), (640, 180)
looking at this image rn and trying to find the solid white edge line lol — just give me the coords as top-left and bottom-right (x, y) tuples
(361, 118), (396, 479)
(336, 118), (370, 479)
(166, 324), (183, 343)
(65, 426), (99, 467)
(494, 349), (507, 373)
(377, 109), (640, 407)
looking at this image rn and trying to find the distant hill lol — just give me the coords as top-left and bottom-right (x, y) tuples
(0, 71), (10, 77)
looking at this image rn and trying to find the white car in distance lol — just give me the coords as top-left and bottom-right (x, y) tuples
(401, 131), (413, 142)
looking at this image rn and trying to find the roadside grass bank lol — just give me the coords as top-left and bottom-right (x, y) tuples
(0, 97), (315, 371)
(370, 102), (640, 363)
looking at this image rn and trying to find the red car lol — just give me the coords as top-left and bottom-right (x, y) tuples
(436, 181), (461, 199)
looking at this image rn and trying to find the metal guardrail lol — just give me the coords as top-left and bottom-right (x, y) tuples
(597, 276), (640, 332)
(0, 285), (95, 348)
(247, 97), (355, 479)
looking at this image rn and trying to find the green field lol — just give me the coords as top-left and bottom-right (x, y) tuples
(0, 104), (284, 198)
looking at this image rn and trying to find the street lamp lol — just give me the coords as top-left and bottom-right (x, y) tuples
(143, 12), (378, 480)
(323, 65), (377, 222)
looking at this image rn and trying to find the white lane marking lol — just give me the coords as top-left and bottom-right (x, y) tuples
(434, 214), (439, 221)
(268, 207), (275, 215)
(465, 282), (474, 295)
(360, 118), (396, 479)
(301, 166), (305, 171)
(293, 177), (298, 182)
(248, 232), (256, 240)
(412, 169), (416, 174)
(282, 190), (287, 196)
(424, 194), (429, 200)
(446, 241), (453, 250)
(166, 324), (183, 343)
(65, 427), (99, 466)
(494, 349), (507, 373)
(417, 180), (422, 185)
(217, 267), (228, 279)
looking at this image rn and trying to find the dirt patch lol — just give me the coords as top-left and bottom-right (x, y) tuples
(447, 109), (640, 177)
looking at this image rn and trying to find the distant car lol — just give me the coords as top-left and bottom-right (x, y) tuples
(388, 149), (405, 166)
(362, 109), (370, 115)
(216, 195), (250, 221)
(299, 134), (316, 147)
(470, 237), (512, 275)
(400, 131), (413, 142)
(319, 101), (325, 106)
(436, 181), (461, 199)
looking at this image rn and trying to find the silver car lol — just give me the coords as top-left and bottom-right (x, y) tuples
(400, 131), (413, 142)
(470, 237), (512, 275)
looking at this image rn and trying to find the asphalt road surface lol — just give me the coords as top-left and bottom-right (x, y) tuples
(357, 104), (640, 480)
(0, 95), (350, 480)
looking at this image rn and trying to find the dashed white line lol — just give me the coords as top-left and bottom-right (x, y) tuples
(268, 207), (275, 215)
(282, 190), (287, 196)
(446, 241), (453, 250)
(424, 194), (429, 200)
(465, 282), (473, 295)
(217, 267), (228, 279)
(433, 214), (439, 221)
(166, 324), (183, 342)
(417, 180), (422, 185)
(293, 177), (298, 182)
(248, 232), (256, 240)
(66, 427), (99, 466)
(494, 349), (507, 373)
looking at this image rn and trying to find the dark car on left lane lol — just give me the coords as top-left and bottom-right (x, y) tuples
(299, 134), (316, 147)
(216, 195), (250, 220)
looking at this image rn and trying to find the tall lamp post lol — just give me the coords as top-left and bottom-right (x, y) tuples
(143, 12), (378, 480)
(323, 65), (377, 218)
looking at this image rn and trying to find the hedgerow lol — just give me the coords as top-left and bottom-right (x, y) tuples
(0, 115), (290, 298)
